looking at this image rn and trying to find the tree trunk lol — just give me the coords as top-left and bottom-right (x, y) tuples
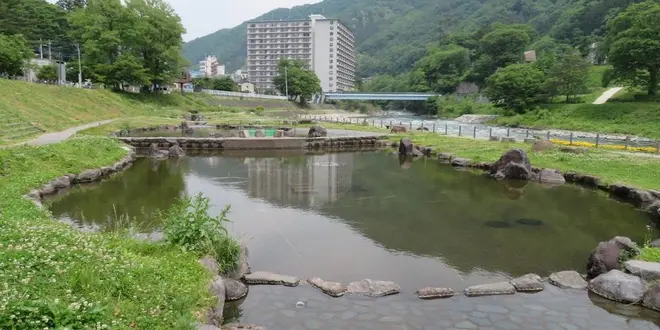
(648, 67), (658, 96)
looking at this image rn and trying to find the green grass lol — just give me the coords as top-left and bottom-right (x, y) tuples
(586, 65), (612, 88)
(0, 136), (213, 329)
(638, 247), (660, 262)
(386, 131), (660, 190)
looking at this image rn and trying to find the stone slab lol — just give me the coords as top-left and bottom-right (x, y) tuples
(588, 270), (643, 303)
(307, 277), (346, 297)
(347, 279), (400, 297)
(624, 260), (660, 282)
(464, 282), (516, 297)
(416, 287), (457, 299)
(549, 271), (587, 289)
(244, 271), (299, 287)
(510, 273), (544, 292)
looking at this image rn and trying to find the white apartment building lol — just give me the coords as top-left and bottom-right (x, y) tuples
(246, 15), (356, 93)
(199, 55), (226, 77)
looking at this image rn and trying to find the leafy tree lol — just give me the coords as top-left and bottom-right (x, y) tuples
(414, 45), (471, 94)
(0, 34), (33, 78)
(273, 59), (320, 105)
(471, 24), (533, 85)
(605, 1), (660, 95)
(485, 63), (545, 112)
(547, 53), (590, 102)
(212, 76), (238, 91)
(37, 64), (58, 82)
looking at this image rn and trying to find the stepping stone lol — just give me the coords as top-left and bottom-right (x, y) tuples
(624, 260), (660, 282)
(588, 270), (643, 304)
(510, 273), (544, 292)
(464, 282), (516, 297)
(307, 277), (346, 297)
(347, 279), (400, 297)
(415, 287), (457, 299)
(549, 271), (587, 290)
(243, 271), (299, 287)
(224, 278), (249, 301)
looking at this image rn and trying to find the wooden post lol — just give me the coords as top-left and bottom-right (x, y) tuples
(546, 131), (550, 140)
(625, 136), (629, 150)
(569, 132), (573, 145)
(459, 125), (462, 137)
(507, 128), (510, 137)
(596, 134), (600, 148)
(409, 121), (412, 130)
(432, 123), (436, 133)
(489, 128), (492, 138)
(526, 129), (529, 138)
(445, 124), (448, 135)
(473, 126), (476, 138)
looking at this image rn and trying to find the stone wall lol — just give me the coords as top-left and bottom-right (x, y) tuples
(118, 136), (388, 151)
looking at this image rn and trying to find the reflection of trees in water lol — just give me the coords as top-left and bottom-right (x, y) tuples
(222, 300), (244, 325)
(48, 159), (188, 232)
(588, 292), (660, 326)
(320, 153), (653, 277)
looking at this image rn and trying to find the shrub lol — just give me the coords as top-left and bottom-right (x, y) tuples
(161, 193), (240, 272)
(254, 106), (265, 116)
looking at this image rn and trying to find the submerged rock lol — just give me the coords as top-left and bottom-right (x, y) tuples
(224, 278), (249, 301)
(243, 271), (299, 287)
(548, 271), (587, 289)
(515, 218), (543, 226)
(588, 270), (643, 304)
(587, 236), (638, 279)
(484, 221), (512, 228)
(624, 260), (660, 282)
(308, 125), (327, 137)
(490, 149), (534, 181)
(510, 273), (544, 292)
(307, 277), (346, 297)
(415, 287), (457, 299)
(464, 282), (516, 297)
(347, 279), (400, 297)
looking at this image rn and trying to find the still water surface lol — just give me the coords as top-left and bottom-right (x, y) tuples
(46, 151), (660, 328)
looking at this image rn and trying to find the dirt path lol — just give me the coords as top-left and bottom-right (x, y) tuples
(593, 87), (624, 104)
(27, 119), (116, 146)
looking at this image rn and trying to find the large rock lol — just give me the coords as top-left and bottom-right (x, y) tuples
(531, 140), (555, 152)
(243, 271), (299, 287)
(308, 125), (327, 137)
(416, 287), (457, 299)
(563, 173), (601, 187)
(168, 144), (185, 158)
(307, 277), (346, 297)
(451, 157), (473, 167)
(548, 271), (587, 289)
(51, 175), (72, 189)
(489, 149), (534, 180)
(538, 169), (565, 185)
(587, 236), (639, 279)
(643, 282), (660, 311)
(588, 270), (644, 303)
(199, 256), (219, 274)
(610, 184), (656, 207)
(624, 260), (660, 282)
(208, 276), (225, 326)
(347, 279), (400, 297)
(74, 169), (102, 183)
(510, 273), (544, 292)
(398, 138), (413, 156)
(464, 282), (516, 297)
(147, 143), (169, 158)
(224, 278), (248, 301)
(390, 125), (407, 133)
(224, 244), (251, 280)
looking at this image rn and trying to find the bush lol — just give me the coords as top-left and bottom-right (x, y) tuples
(161, 193), (240, 272)
(254, 106), (265, 116)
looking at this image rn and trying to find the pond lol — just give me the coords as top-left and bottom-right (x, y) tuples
(46, 151), (660, 329)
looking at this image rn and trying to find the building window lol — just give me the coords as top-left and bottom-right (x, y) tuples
(329, 65), (333, 69)
(329, 77), (333, 81)
(329, 59), (333, 63)
(329, 83), (333, 87)
(330, 37), (334, 41)
(329, 71), (333, 75)
(330, 32), (334, 36)
(330, 54), (333, 58)
(330, 26), (334, 30)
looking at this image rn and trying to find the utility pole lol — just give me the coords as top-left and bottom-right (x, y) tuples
(48, 40), (52, 61)
(39, 39), (43, 59)
(76, 44), (82, 87)
(285, 66), (288, 99)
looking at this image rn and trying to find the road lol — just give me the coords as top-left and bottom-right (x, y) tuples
(593, 87), (624, 105)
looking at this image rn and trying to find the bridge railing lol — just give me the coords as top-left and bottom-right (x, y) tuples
(201, 89), (287, 100)
(297, 114), (660, 154)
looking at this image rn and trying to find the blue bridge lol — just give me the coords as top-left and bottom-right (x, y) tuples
(323, 92), (438, 101)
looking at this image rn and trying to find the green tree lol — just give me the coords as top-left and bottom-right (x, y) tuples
(415, 45), (470, 94)
(605, 1), (660, 95)
(273, 59), (320, 105)
(470, 24), (534, 85)
(548, 53), (590, 102)
(212, 76), (239, 91)
(0, 34), (33, 78)
(37, 64), (58, 82)
(485, 63), (545, 112)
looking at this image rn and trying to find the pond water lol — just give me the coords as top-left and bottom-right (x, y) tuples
(46, 151), (660, 329)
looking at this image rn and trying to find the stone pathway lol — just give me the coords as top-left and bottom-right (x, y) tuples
(27, 119), (116, 146)
(593, 87), (624, 105)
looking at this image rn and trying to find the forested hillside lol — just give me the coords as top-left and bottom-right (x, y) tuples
(183, 0), (641, 77)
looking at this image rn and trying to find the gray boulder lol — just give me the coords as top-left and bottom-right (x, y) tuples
(549, 271), (587, 289)
(624, 260), (660, 282)
(451, 157), (473, 167)
(398, 138), (413, 156)
(588, 270), (644, 304)
(464, 282), (516, 297)
(208, 276), (225, 326)
(224, 244), (251, 280)
(610, 184), (656, 207)
(308, 125), (327, 137)
(538, 169), (565, 185)
(416, 287), (457, 299)
(224, 278), (248, 301)
(643, 282), (660, 311)
(199, 256), (219, 274)
(51, 176), (72, 189)
(510, 273), (544, 292)
(147, 143), (169, 159)
(244, 271), (299, 287)
(307, 277), (346, 297)
(490, 149), (534, 180)
(587, 236), (638, 279)
(168, 144), (185, 158)
(347, 279), (400, 297)
(74, 169), (102, 183)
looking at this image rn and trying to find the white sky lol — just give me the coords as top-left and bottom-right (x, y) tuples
(46, 0), (320, 41)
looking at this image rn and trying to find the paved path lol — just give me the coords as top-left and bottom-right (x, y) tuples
(28, 119), (116, 146)
(593, 87), (624, 104)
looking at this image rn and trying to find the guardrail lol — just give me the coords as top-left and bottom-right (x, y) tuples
(201, 89), (288, 100)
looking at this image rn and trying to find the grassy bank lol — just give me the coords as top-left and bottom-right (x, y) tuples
(0, 136), (212, 329)
(387, 132), (660, 190)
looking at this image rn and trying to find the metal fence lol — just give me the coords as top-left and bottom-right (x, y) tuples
(299, 115), (660, 154)
(201, 89), (288, 100)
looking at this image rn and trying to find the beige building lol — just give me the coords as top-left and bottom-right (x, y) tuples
(239, 82), (255, 93)
(246, 15), (356, 93)
(199, 55), (226, 77)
